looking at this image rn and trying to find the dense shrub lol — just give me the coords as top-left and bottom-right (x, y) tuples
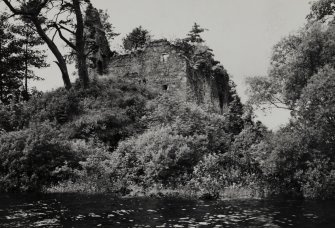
(295, 157), (335, 199)
(0, 102), (30, 131)
(112, 127), (208, 187)
(64, 79), (153, 149)
(189, 123), (268, 199)
(0, 123), (79, 192)
(47, 140), (115, 193)
(190, 153), (262, 198)
(26, 88), (80, 125)
(109, 95), (234, 194)
(0, 78), (270, 198)
(0, 78), (159, 193)
(262, 126), (335, 199)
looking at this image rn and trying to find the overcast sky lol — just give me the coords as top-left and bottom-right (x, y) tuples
(31, 0), (312, 130)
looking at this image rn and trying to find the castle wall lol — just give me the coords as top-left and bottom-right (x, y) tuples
(107, 40), (229, 113)
(109, 40), (188, 93)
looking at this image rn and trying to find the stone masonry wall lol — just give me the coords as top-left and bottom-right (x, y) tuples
(108, 39), (228, 113)
(108, 40), (188, 93)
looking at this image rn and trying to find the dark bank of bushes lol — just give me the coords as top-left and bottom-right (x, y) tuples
(0, 78), (156, 192)
(0, 77), (334, 199)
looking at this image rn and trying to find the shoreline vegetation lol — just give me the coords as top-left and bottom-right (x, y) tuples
(45, 177), (266, 200)
(0, 77), (270, 200)
(1, 0), (335, 201)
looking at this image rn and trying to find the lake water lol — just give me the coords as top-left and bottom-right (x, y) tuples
(0, 194), (334, 227)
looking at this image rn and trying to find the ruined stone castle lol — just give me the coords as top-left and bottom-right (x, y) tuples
(108, 39), (230, 113)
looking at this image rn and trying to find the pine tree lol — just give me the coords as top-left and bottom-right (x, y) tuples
(15, 22), (48, 100)
(0, 13), (47, 103)
(0, 13), (24, 103)
(185, 23), (206, 43)
(227, 81), (244, 135)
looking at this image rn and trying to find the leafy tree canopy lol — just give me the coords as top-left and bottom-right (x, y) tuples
(247, 22), (335, 111)
(122, 26), (151, 51)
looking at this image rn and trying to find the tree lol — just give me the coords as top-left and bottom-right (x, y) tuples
(3, 0), (96, 89)
(307, 0), (335, 24)
(297, 65), (335, 153)
(96, 9), (119, 42)
(122, 26), (151, 51)
(247, 22), (335, 110)
(50, 0), (91, 87)
(225, 81), (244, 135)
(3, 0), (72, 90)
(185, 22), (206, 43)
(245, 0), (335, 198)
(0, 13), (24, 103)
(15, 21), (47, 100)
(72, 0), (90, 88)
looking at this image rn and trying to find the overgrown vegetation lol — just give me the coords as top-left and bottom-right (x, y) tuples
(246, 0), (335, 199)
(0, 0), (335, 201)
(0, 76), (267, 198)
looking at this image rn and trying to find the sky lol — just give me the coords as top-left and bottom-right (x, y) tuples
(30, 0), (312, 130)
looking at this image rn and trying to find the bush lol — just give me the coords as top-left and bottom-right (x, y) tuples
(113, 127), (208, 187)
(48, 140), (115, 193)
(110, 95), (233, 194)
(0, 102), (30, 131)
(0, 123), (79, 192)
(190, 152), (263, 199)
(27, 88), (81, 124)
(64, 79), (152, 149)
(299, 158), (335, 199)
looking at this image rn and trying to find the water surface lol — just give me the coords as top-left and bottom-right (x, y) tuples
(0, 194), (334, 227)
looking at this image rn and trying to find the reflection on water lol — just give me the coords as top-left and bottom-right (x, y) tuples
(0, 194), (334, 227)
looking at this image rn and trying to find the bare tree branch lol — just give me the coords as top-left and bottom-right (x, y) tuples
(50, 23), (77, 50)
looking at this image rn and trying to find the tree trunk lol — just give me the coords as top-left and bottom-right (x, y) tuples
(31, 18), (72, 90)
(0, 41), (3, 102)
(24, 32), (29, 99)
(73, 0), (89, 88)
